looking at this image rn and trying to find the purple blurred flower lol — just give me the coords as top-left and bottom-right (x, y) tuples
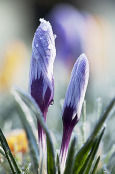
(47, 4), (85, 67)
(60, 53), (89, 167)
(29, 19), (56, 143)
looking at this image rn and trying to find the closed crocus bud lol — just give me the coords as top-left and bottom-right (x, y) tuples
(29, 19), (56, 144)
(60, 53), (89, 171)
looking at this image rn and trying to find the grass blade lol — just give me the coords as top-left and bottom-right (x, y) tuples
(81, 100), (86, 144)
(72, 97), (115, 174)
(91, 156), (100, 174)
(12, 87), (56, 174)
(0, 129), (22, 174)
(12, 90), (39, 174)
(0, 148), (6, 157)
(64, 136), (77, 174)
(46, 136), (56, 174)
(56, 153), (61, 174)
(79, 127), (105, 174)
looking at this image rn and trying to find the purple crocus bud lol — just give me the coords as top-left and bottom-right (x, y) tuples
(60, 53), (89, 170)
(29, 19), (56, 145)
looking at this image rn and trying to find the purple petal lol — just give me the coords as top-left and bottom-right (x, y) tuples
(60, 53), (89, 168)
(30, 72), (52, 117)
(29, 19), (56, 115)
(62, 53), (89, 123)
(47, 4), (85, 66)
(28, 19), (56, 153)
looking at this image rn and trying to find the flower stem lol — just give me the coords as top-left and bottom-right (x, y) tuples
(0, 129), (22, 174)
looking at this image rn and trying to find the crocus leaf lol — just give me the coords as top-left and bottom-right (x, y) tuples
(12, 89), (39, 174)
(0, 129), (22, 174)
(56, 153), (61, 174)
(79, 127), (105, 174)
(111, 165), (115, 174)
(24, 163), (31, 174)
(81, 100), (86, 144)
(91, 156), (100, 174)
(39, 156), (44, 174)
(104, 144), (115, 165)
(12, 87), (56, 174)
(47, 136), (56, 174)
(0, 148), (6, 157)
(64, 136), (77, 174)
(72, 97), (115, 174)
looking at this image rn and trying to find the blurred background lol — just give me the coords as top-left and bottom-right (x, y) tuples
(0, 0), (115, 172)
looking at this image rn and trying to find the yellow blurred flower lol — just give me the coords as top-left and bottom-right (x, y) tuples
(6, 129), (28, 154)
(0, 41), (27, 91)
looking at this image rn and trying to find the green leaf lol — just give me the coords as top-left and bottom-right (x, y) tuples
(12, 87), (56, 174)
(64, 136), (77, 174)
(56, 153), (61, 174)
(0, 148), (6, 157)
(39, 156), (44, 174)
(97, 97), (102, 120)
(0, 129), (22, 174)
(72, 97), (115, 174)
(79, 127), (105, 174)
(24, 163), (31, 174)
(91, 156), (100, 174)
(81, 100), (86, 144)
(12, 90), (39, 174)
(47, 136), (56, 174)
(111, 165), (115, 174)
(104, 144), (115, 165)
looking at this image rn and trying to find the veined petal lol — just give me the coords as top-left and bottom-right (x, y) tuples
(60, 54), (89, 170)
(28, 19), (56, 166)
(48, 4), (84, 67)
(62, 53), (89, 124)
(29, 18), (56, 114)
(32, 18), (56, 81)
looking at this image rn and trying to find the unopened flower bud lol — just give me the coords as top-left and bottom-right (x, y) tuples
(29, 18), (56, 147)
(60, 53), (89, 170)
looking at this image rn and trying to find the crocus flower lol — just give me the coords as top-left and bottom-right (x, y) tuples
(47, 3), (85, 68)
(29, 19), (56, 145)
(60, 53), (89, 171)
